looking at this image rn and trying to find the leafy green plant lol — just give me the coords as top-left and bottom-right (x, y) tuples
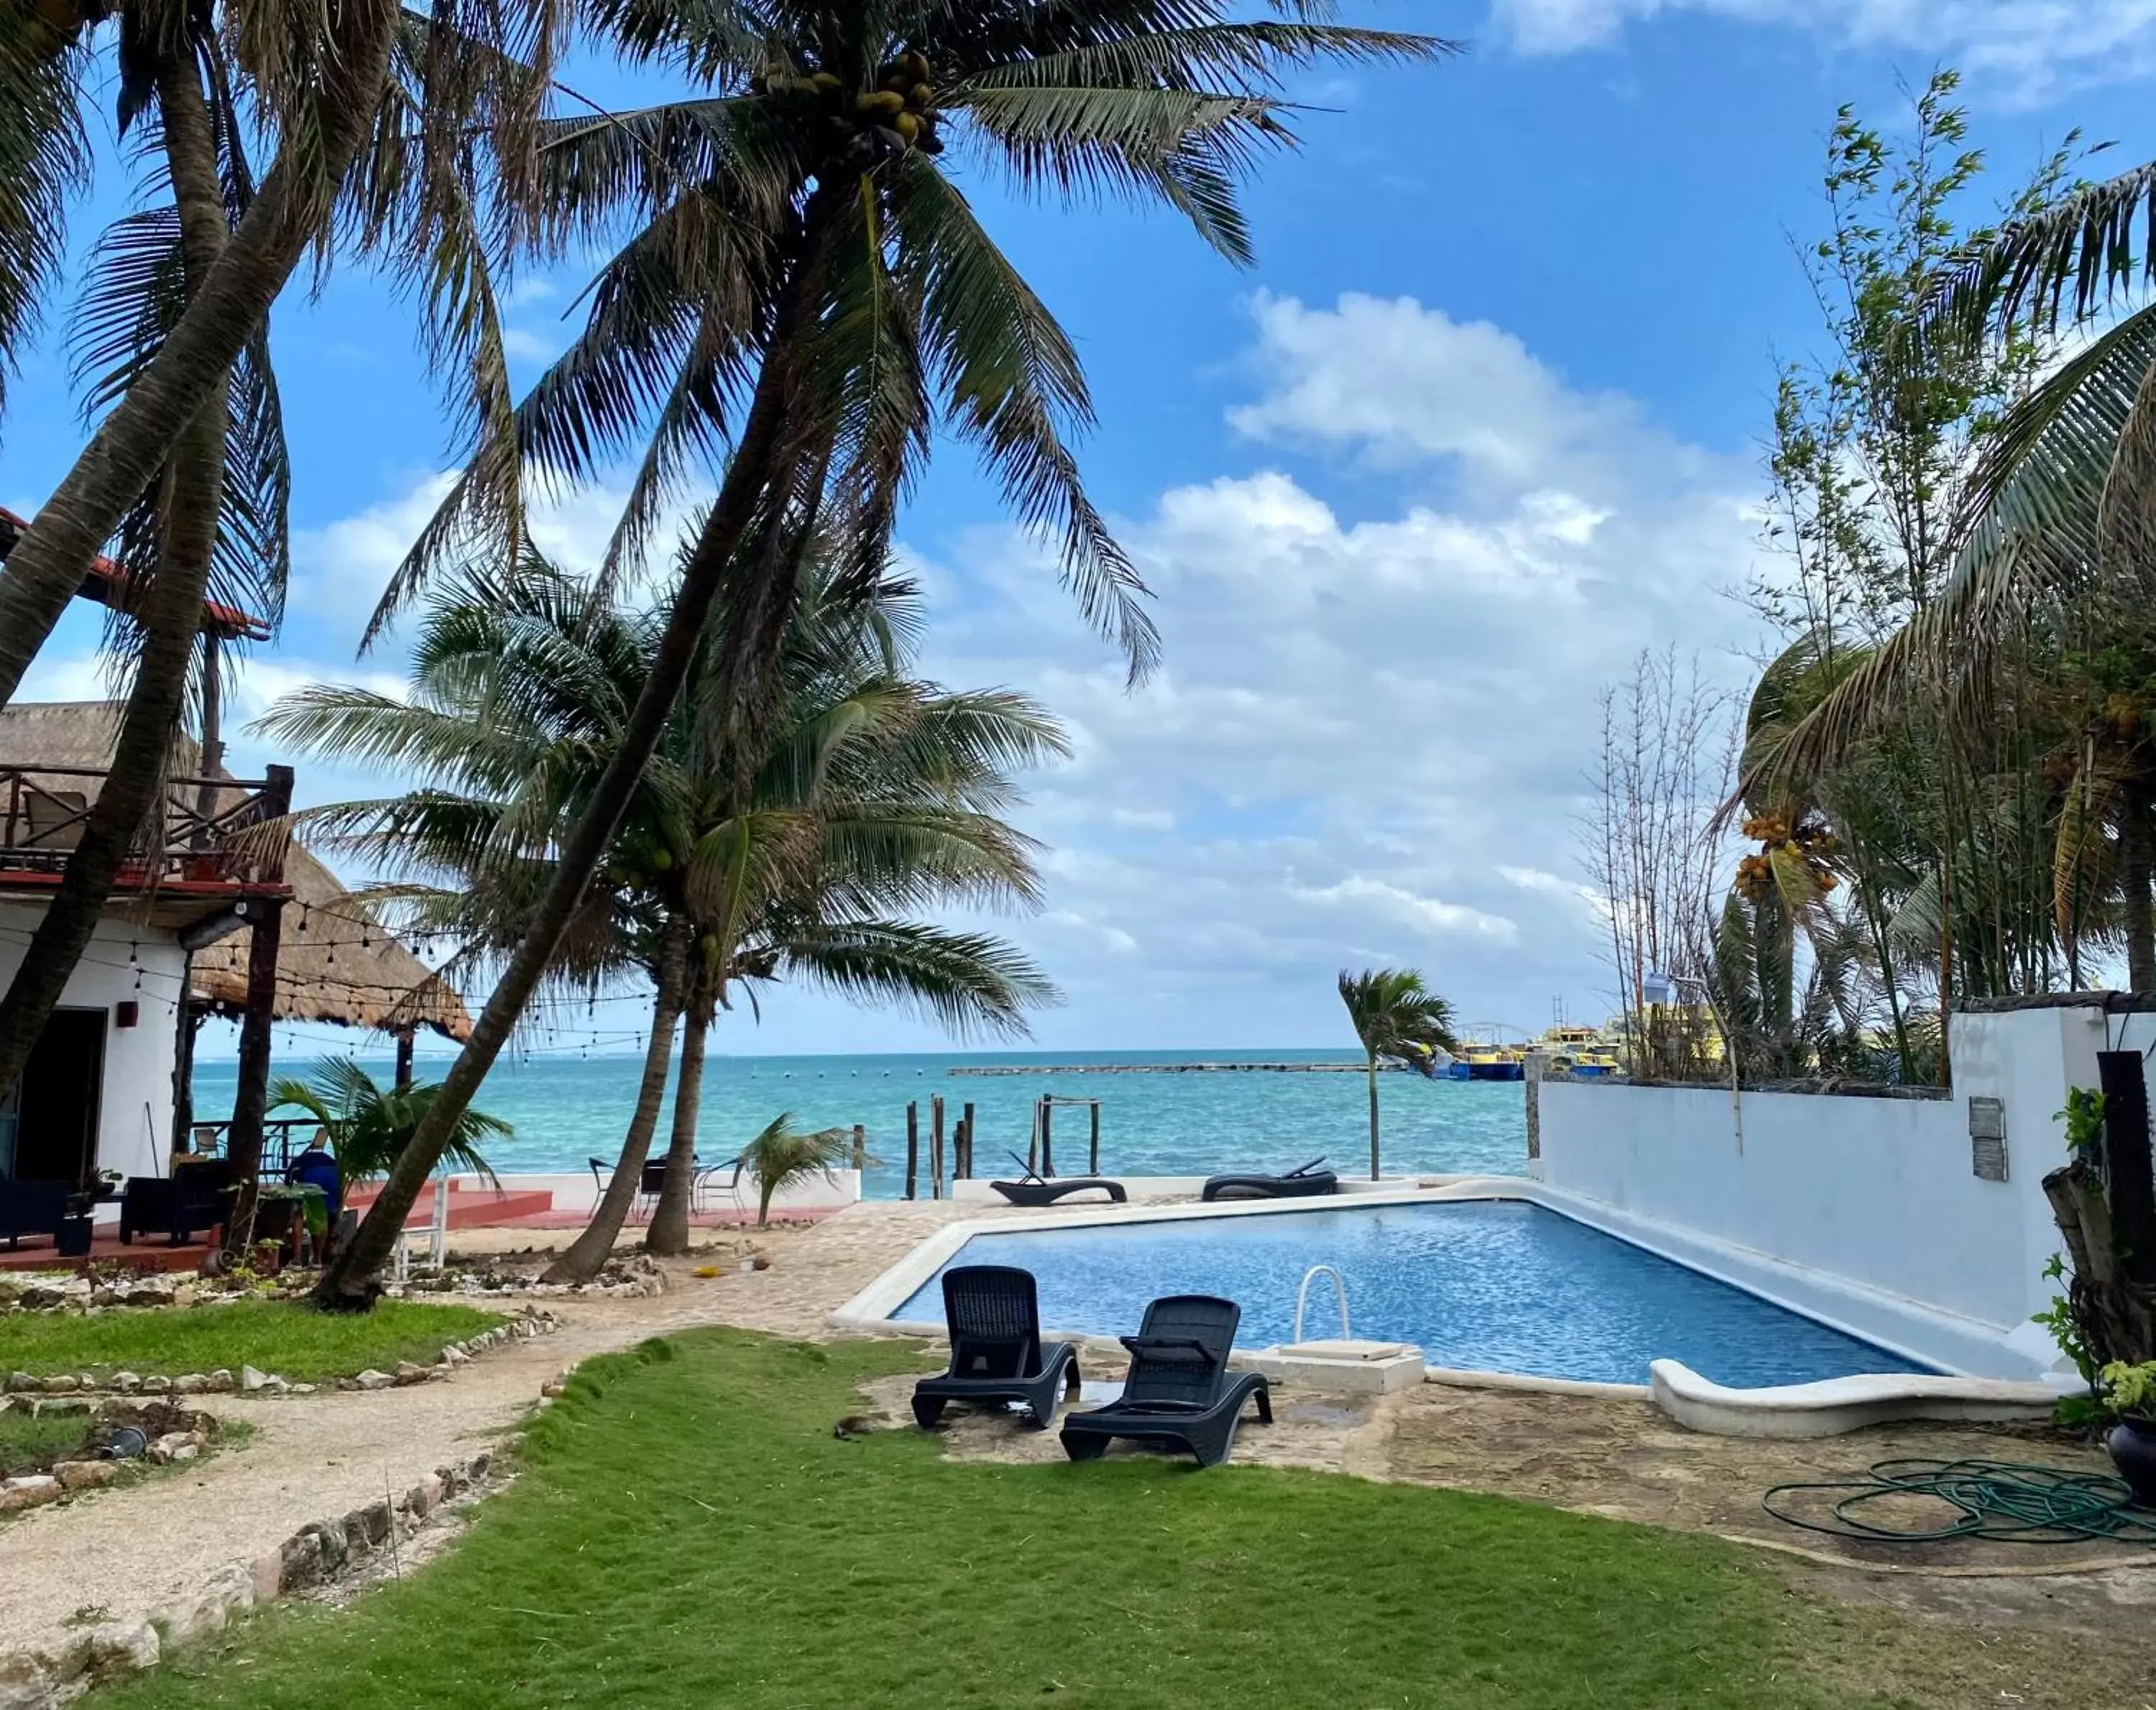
(2032, 1252), (2099, 1389)
(2058, 1086), (2106, 1163)
(2101, 1359), (2156, 1420)
(729, 1114), (852, 1229)
(270, 1058), (506, 1184)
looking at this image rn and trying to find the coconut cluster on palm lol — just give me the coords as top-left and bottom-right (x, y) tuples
(754, 48), (946, 154)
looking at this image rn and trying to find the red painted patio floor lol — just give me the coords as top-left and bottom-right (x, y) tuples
(0, 1232), (213, 1275)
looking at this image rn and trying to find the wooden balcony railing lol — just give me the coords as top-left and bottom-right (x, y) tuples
(0, 764), (292, 889)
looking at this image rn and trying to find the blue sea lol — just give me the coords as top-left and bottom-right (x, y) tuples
(192, 1049), (1528, 1198)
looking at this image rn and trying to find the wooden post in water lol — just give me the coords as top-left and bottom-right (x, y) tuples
(905, 1102), (919, 1201)
(931, 1096), (945, 1200)
(1027, 1098), (1040, 1174)
(1041, 1097), (1055, 1178)
(851, 1124), (867, 1173)
(1089, 1101), (1101, 1175)
(961, 1103), (975, 1178)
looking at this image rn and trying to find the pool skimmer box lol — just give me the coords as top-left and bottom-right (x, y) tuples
(1248, 1339), (1427, 1395)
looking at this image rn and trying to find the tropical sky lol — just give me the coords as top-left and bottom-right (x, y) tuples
(9, 2), (2155, 1059)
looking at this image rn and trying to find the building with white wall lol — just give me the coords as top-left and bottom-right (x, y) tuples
(0, 907), (187, 1182)
(1532, 1002), (2124, 1381)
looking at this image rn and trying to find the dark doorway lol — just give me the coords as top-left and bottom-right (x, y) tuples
(11, 1008), (106, 1183)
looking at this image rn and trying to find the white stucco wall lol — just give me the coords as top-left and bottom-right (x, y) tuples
(0, 903), (184, 1180)
(1537, 1005), (2103, 1375)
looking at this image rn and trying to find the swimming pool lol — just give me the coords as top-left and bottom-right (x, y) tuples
(890, 1200), (1929, 1389)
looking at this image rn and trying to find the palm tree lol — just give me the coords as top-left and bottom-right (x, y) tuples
(1743, 157), (2156, 996)
(270, 1057), (507, 1184)
(728, 1112), (852, 1230)
(313, 3), (1456, 1308)
(265, 549), (1061, 1281)
(0, 2), (561, 1121)
(0, 0), (561, 701)
(1337, 969), (1457, 1181)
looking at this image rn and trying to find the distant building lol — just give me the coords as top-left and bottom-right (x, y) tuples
(0, 700), (469, 1188)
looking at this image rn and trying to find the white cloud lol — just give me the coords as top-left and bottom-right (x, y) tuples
(1229, 292), (1648, 492)
(903, 292), (1761, 1045)
(1289, 877), (1520, 943)
(503, 277), (560, 310)
(1491, 0), (2156, 104)
(17, 650), (118, 706)
(289, 470), (691, 646)
(501, 326), (559, 364)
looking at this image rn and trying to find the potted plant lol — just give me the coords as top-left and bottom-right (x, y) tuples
(2101, 1360), (2156, 1506)
(56, 1189), (96, 1257)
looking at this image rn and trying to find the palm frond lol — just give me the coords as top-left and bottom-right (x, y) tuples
(1934, 157), (2156, 337)
(0, 31), (86, 438)
(768, 918), (1054, 1039)
(889, 156), (1158, 678)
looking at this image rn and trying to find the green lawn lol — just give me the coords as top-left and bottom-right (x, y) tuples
(91, 1329), (1921, 1709)
(0, 1300), (502, 1384)
(0, 1408), (89, 1477)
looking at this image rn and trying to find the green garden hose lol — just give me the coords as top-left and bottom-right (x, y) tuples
(1762, 1458), (2156, 1545)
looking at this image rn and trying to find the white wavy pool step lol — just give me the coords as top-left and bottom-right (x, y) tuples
(1649, 1359), (2065, 1438)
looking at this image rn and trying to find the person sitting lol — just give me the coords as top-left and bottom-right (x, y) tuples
(284, 1142), (341, 1222)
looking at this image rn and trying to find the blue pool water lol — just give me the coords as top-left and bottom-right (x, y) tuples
(893, 1200), (1929, 1389)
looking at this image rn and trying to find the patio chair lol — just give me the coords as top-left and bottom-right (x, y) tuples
(1059, 1295), (1271, 1469)
(911, 1265), (1082, 1430)
(1200, 1156), (1339, 1201)
(588, 1156), (712, 1219)
(21, 789), (88, 854)
(119, 1157), (235, 1246)
(990, 1150), (1126, 1207)
(0, 1178), (70, 1249)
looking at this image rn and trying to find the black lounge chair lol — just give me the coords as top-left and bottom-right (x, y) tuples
(990, 1151), (1126, 1208)
(119, 1158), (235, 1246)
(911, 1265), (1081, 1430)
(1059, 1294), (1272, 1469)
(0, 1178), (70, 1250)
(1200, 1155), (1338, 1201)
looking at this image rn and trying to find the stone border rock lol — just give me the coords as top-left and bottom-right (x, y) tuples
(390, 1253), (668, 1303)
(0, 1445), (510, 1707)
(1, 1252), (668, 1317)
(1, 1306), (561, 1402)
(0, 1397), (221, 1522)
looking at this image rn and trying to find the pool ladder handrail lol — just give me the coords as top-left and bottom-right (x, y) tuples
(1292, 1264), (1351, 1344)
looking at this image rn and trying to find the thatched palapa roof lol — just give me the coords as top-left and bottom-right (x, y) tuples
(0, 702), (471, 1041)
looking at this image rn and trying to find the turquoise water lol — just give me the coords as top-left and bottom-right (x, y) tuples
(191, 1049), (1527, 1198)
(893, 1199), (1927, 1387)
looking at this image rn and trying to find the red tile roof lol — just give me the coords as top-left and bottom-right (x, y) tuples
(0, 504), (272, 641)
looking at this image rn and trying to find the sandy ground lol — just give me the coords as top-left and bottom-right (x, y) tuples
(4, 1196), (2155, 1709)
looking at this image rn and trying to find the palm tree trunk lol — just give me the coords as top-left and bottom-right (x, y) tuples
(645, 989), (709, 1255)
(0, 49), (231, 1114)
(314, 182), (849, 1311)
(2127, 780), (2156, 994)
(540, 918), (689, 1285)
(1367, 1051), (1381, 1181)
(0, 0), (399, 706)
